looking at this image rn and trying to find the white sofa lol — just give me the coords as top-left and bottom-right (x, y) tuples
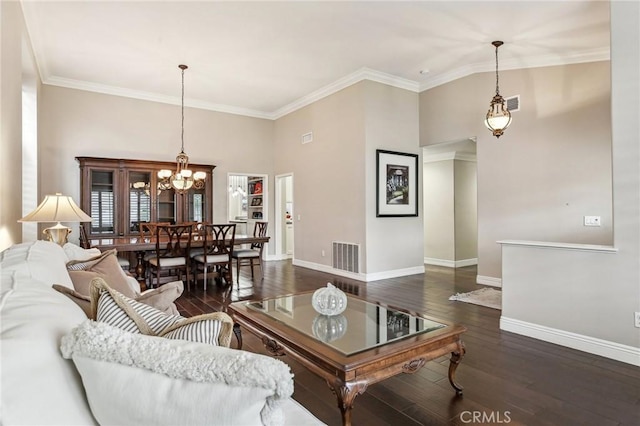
(0, 240), (324, 425)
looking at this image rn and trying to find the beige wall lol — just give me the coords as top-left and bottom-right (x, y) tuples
(423, 160), (455, 261)
(274, 83), (366, 269)
(274, 80), (422, 278)
(454, 159), (477, 261)
(423, 156), (477, 264)
(38, 85), (275, 247)
(1, 2), (28, 251)
(501, 1), (639, 359)
(363, 81), (422, 276)
(420, 61), (613, 281)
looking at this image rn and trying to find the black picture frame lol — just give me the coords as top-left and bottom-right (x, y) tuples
(376, 149), (418, 217)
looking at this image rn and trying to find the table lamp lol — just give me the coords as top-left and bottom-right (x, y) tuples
(19, 193), (93, 246)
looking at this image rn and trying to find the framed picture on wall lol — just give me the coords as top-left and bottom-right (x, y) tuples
(376, 149), (418, 217)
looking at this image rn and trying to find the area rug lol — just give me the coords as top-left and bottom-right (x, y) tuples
(449, 287), (502, 310)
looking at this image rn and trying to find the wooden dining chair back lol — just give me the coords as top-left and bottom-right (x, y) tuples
(79, 225), (91, 249)
(232, 221), (268, 284)
(139, 222), (171, 241)
(192, 223), (236, 291)
(139, 221), (170, 283)
(146, 224), (193, 289)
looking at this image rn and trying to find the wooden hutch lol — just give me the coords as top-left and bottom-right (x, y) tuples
(77, 157), (215, 239)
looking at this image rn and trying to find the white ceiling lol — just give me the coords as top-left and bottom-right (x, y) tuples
(21, 0), (610, 120)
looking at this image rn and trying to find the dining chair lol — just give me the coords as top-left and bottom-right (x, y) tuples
(186, 222), (207, 259)
(192, 223), (236, 291)
(139, 222), (171, 285)
(139, 222), (171, 242)
(232, 221), (268, 284)
(146, 224), (193, 289)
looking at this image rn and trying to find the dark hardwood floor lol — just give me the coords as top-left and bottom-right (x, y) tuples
(175, 261), (640, 426)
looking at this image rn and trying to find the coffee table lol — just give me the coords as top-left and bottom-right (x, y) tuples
(228, 292), (466, 426)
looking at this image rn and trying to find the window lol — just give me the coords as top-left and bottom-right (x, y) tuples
(90, 170), (114, 234)
(90, 189), (114, 233)
(130, 190), (151, 231)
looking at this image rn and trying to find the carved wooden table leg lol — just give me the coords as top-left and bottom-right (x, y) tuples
(327, 379), (368, 426)
(448, 341), (466, 395)
(261, 336), (286, 356)
(134, 250), (145, 280)
(233, 323), (243, 349)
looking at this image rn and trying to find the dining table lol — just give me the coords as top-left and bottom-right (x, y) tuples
(90, 234), (269, 280)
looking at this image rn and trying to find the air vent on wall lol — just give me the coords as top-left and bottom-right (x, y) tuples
(505, 95), (520, 112)
(301, 132), (313, 144)
(332, 241), (360, 273)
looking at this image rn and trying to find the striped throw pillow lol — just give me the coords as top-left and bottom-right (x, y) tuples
(89, 278), (234, 347)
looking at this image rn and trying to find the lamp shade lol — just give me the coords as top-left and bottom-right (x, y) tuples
(19, 193), (92, 223)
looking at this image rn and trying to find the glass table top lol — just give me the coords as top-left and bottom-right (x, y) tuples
(246, 292), (446, 356)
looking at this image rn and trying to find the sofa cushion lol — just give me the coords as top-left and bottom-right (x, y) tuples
(0, 241), (96, 425)
(0, 240), (74, 289)
(91, 278), (233, 347)
(63, 242), (101, 262)
(61, 320), (294, 426)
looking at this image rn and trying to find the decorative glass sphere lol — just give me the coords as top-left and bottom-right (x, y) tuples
(312, 314), (348, 342)
(312, 283), (347, 316)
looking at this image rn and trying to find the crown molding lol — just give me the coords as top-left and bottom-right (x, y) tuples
(39, 48), (609, 121)
(423, 151), (477, 163)
(419, 47), (610, 92)
(42, 76), (274, 120)
(270, 67), (420, 119)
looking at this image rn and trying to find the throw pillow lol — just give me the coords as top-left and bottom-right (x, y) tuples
(90, 278), (233, 347)
(53, 279), (184, 317)
(61, 320), (294, 426)
(67, 249), (137, 298)
(135, 281), (183, 313)
(52, 285), (92, 317)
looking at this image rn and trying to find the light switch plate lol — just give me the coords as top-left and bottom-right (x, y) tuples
(584, 216), (601, 227)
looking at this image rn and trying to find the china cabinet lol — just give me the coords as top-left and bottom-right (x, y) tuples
(77, 157), (215, 238)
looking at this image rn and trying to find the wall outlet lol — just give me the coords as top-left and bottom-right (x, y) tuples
(635, 312), (640, 328)
(584, 216), (601, 227)
(321, 250), (325, 257)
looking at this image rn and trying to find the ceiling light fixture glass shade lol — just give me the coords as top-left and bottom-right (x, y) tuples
(485, 41), (511, 138)
(158, 64), (206, 194)
(19, 193), (93, 245)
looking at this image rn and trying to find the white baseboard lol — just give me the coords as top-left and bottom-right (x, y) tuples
(424, 257), (478, 268)
(477, 275), (502, 287)
(292, 259), (424, 282)
(366, 265), (425, 281)
(266, 253), (292, 261)
(500, 316), (640, 367)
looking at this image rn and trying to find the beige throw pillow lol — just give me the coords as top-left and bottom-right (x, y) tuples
(67, 249), (136, 298)
(53, 285), (92, 317)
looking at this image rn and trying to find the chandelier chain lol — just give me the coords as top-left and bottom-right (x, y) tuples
(180, 66), (185, 154)
(494, 44), (500, 96)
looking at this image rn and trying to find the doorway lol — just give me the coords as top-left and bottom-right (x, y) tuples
(423, 138), (477, 268)
(275, 173), (294, 260)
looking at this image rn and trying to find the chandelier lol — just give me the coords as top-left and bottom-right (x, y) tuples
(158, 64), (206, 193)
(485, 41), (511, 138)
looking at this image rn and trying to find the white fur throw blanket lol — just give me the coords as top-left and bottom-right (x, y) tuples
(61, 320), (295, 426)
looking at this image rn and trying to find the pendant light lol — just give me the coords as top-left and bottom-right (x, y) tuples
(158, 64), (206, 193)
(485, 41), (511, 138)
